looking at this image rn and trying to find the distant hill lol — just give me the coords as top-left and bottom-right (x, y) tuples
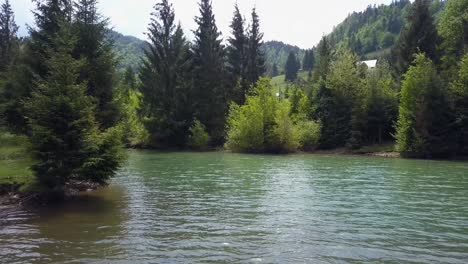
(108, 31), (146, 71)
(328, 0), (446, 60)
(109, 31), (306, 76)
(262, 41), (306, 77)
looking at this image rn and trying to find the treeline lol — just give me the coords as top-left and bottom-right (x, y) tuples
(0, 0), (268, 190)
(306, 0), (466, 158)
(328, 0), (446, 59)
(0, 0), (466, 197)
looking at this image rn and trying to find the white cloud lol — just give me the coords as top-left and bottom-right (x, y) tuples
(11, 0), (394, 48)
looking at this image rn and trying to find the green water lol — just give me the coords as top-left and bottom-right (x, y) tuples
(1, 151), (468, 263)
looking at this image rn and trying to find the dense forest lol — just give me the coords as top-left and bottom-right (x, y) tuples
(0, 0), (467, 193)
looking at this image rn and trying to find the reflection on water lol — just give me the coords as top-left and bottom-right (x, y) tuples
(1, 151), (468, 263)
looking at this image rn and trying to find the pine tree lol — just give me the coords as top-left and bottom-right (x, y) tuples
(0, 0), (18, 72)
(73, 0), (119, 128)
(438, 0), (468, 79)
(227, 4), (247, 104)
(302, 50), (310, 71)
(29, 0), (74, 77)
(2, 0), (72, 132)
(24, 25), (123, 191)
(313, 36), (331, 82)
(307, 49), (315, 71)
(395, 54), (455, 158)
(271, 63), (279, 77)
(192, 0), (227, 144)
(245, 8), (265, 87)
(392, 0), (439, 75)
(285, 51), (299, 82)
(140, 0), (193, 147)
(450, 54), (468, 156)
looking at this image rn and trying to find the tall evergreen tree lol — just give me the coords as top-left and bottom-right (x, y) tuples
(391, 0), (439, 75)
(140, 0), (193, 147)
(450, 54), (468, 156)
(271, 63), (279, 77)
(245, 8), (265, 87)
(192, 0), (227, 144)
(0, 0), (18, 72)
(438, 0), (468, 79)
(24, 25), (123, 191)
(302, 50), (310, 71)
(395, 54), (455, 158)
(227, 4), (247, 104)
(284, 51), (299, 82)
(73, 0), (119, 128)
(29, 0), (74, 77)
(2, 0), (72, 132)
(313, 36), (332, 82)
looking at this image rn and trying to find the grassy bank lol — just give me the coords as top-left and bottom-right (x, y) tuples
(0, 131), (35, 193)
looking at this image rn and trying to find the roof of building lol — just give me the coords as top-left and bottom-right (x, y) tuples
(359, 60), (378, 68)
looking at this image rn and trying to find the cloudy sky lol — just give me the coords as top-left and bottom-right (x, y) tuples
(12, 0), (394, 48)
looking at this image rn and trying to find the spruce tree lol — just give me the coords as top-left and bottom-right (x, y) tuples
(245, 8), (265, 87)
(313, 36), (331, 82)
(392, 0), (439, 75)
(73, 0), (119, 128)
(0, 0), (18, 73)
(192, 0), (227, 144)
(2, 0), (72, 132)
(140, 0), (193, 147)
(285, 51), (299, 82)
(395, 54), (455, 158)
(302, 50), (310, 71)
(438, 0), (468, 79)
(272, 63), (279, 77)
(227, 4), (247, 104)
(450, 54), (468, 156)
(29, 0), (74, 77)
(24, 25), (123, 191)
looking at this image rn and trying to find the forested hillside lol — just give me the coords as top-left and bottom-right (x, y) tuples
(328, 0), (446, 59)
(111, 34), (305, 76)
(108, 31), (145, 70)
(262, 41), (305, 76)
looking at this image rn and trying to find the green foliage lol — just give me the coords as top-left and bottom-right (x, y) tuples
(450, 53), (468, 155)
(363, 61), (399, 145)
(110, 31), (145, 71)
(246, 8), (266, 87)
(226, 78), (316, 153)
(262, 41), (306, 77)
(24, 27), (123, 190)
(0, 0), (19, 72)
(140, 0), (193, 148)
(115, 68), (148, 147)
(285, 51), (300, 82)
(438, 0), (468, 78)
(395, 54), (455, 158)
(192, 0), (227, 144)
(296, 120), (321, 150)
(226, 78), (276, 152)
(188, 119), (211, 150)
(391, 0), (440, 75)
(273, 100), (300, 152)
(329, 0), (411, 57)
(73, 0), (120, 129)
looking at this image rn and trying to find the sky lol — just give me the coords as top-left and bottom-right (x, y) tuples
(11, 0), (394, 49)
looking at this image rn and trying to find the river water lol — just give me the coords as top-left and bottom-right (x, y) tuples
(1, 151), (468, 263)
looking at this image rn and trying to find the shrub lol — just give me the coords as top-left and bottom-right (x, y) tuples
(188, 120), (211, 150)
(296, 120), (321, 150)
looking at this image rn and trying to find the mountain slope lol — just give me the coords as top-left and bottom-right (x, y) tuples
(109, 31), (146, 71)
(328, 0), (446, 59)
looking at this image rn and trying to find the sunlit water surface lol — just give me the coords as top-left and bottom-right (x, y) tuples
(1, 151), (468, 263)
